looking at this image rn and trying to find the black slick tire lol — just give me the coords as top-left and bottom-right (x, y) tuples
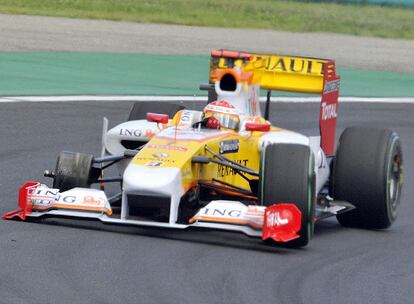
(334, 127), (403, 229)
(260, 144), (315, 247)
(53, 151), (94, 192)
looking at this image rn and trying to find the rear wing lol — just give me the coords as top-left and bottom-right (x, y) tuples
(209, 50), (340, 156)
(210, 50), (332, 94)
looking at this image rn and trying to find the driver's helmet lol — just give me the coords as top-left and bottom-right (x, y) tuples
(203, 100), (240, 130)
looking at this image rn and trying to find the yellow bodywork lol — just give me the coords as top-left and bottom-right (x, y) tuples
(131, 128), (269, 194)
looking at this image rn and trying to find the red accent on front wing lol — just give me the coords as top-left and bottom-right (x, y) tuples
(3, 181), (40, 220)
(262, 204), (302, 242)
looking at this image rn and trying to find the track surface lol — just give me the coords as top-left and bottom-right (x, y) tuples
(0, 100), (413, 304)
(1, 13), (414, 73)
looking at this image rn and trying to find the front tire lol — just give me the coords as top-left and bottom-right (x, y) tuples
(260, 144), (316, 247)
(53, 151), (94, 191)
(334, 127), (403, 229)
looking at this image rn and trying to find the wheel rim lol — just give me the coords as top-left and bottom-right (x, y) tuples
(388, 153), (402, 210)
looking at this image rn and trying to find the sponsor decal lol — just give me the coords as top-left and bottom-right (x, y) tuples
(144, 129), (156, 138)
(219, 139), (239, 154)
(147, 144), (187, 151)
(33, 189), (58, 196)
(266, 210), (289, 226)
(31, 188), (58, 206)
(324, 79), (340, 94)
(202, 208), (242, 218)
(217, 159), (248, 177)
(189, 201), (268, 228)
(32, 192), (97, 206)
(205, 104), (237, 114)
(58, 196), (77, 203)
(157, 128), (231, 142)
(119, 128), (142, 137)
(264, 57), (325, 75)
(321, 102), (337, 121)
(262, 204), (301, 242)
(138, 157), (174, 163)
(29, 187), (111, 215)
(152, 152), (168, 158)
(146, 161), (164, 167)
(82, 196), (104, 206)
(31, 189), (81, 206)
(179, 111), (193, 126)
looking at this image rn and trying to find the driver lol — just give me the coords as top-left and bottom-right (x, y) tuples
(202, 100), (240, 130)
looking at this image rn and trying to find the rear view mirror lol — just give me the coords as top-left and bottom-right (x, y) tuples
(245, 122), (271, 132)
(147, 113), (169, 124)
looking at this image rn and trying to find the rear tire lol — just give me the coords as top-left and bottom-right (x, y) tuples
(260, 144), (315, 247)
(334, 127), (403, 229)
(53, 151), (94, 192)
(128, 101), (185, 121)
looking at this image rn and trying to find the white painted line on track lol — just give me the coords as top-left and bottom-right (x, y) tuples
(1, 95), (414, 103)
(0, 96), (206, 103)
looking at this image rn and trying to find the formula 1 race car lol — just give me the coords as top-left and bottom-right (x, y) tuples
(4, 50), (404, 247)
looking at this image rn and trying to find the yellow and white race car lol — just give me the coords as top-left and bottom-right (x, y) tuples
(4, 50), (404, 247)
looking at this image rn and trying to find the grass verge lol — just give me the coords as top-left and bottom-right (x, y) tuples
(0, 0), (413, 39)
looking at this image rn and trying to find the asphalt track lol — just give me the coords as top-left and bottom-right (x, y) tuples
(0, 99), (413, 304)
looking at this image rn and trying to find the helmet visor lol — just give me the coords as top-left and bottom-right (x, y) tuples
(213, 113), (239, 130)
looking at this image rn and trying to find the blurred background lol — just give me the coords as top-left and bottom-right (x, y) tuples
(0, 0), (413, 97)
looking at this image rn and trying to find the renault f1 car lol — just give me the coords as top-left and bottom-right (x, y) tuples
(4, 50), (404, 247)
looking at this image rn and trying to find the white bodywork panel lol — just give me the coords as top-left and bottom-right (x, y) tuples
(175, 110), (203, 128)
(29, 185), (112, 215)
(105, 120), (160, 155)
(105, 110), (204, 155)
(105, 111), (204, 174)
(309, 136), (330, 192)
(122, 164), (184, 224)
(258, 130), (309, 150)
(215, 79), (261, 117)
(191, 200), (265, 230)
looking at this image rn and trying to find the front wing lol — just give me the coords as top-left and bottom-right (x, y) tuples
(4, 181), (302, 243)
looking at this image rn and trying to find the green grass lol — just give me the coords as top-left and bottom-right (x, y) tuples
(0, 0), (413, 39)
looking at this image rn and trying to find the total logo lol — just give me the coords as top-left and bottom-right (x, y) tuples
(321, 102), (337, 121)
